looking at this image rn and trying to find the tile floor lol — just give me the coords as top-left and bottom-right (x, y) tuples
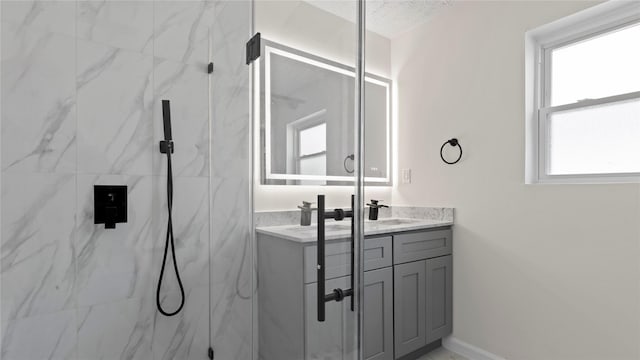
(417, 347), (468, 360)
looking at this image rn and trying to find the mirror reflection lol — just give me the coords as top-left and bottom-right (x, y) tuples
(260, 40), (391, 185)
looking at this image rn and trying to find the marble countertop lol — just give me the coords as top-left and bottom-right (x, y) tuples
(256, 218), (453, 243)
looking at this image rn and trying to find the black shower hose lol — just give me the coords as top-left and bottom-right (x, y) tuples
(156, 146), (186, 316)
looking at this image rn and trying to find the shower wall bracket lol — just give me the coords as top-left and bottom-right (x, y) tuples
(246, 32), (261, 65)
(159, 140), (174, 154)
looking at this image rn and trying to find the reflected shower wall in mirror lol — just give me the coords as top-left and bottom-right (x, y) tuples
(259, 40), (392, 186)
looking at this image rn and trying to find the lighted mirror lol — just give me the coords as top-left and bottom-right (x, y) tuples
(258, 39), (392, 186)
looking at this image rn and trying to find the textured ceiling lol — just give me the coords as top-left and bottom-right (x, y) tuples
(304, 0), (451, 39)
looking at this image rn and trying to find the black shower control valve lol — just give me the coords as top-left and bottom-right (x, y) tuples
(334, 208), (345, 221)
(159, 140), (174, 154)
(94, 185), (127, 229)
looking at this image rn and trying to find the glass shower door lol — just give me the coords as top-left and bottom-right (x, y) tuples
(251, 0), (366, 359)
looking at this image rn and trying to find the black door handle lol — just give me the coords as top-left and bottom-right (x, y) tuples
(317, 194), (355, 322)
(317, 194), (326, 322)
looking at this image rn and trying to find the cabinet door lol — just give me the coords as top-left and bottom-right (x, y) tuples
(305, 276), (355, 360)
(394, 260), (426, 358)
(363, 267), (393, 360)
(425, 255), (453, 343)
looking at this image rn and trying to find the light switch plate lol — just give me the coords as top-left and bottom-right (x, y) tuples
(401, 169), (412, 184)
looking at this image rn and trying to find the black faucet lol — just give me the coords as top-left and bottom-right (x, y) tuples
(298, 201), (316, 226)
(366, 200), (388, 221)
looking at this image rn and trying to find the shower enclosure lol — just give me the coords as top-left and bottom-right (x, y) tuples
(0, 1), (252, 359)
(1, 0), (372, 359)
(252, 1), (375, 359)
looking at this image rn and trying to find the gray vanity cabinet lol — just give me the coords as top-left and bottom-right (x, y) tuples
(303, 266), (395, 360)
(393, 228), (453, 359)
(425, 255), (453, 344)
(393, 260), (427, 357)
(304, 275), (355, 360)
(363, 267), (394, 360)
(257, 227), (452, 360)
(393, 255), (453, 358)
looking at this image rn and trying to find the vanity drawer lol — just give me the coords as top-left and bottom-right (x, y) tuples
(363, 236), (393, 271)
(304, 236), (393, 283)
(393, 228), (452, 264)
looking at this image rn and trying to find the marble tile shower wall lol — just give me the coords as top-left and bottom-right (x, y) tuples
(1, 1), (252, 359)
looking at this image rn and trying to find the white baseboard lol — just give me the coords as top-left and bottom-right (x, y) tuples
(442, 336), (507, 360)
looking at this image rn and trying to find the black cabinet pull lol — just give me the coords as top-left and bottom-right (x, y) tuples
(317, 194), (355, 322)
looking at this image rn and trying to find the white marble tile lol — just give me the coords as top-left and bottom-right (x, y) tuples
(1, 1), (255, 358)
(152, 176), (209, 294)
(77, 40), (154, 175)
(75, 174), (154, 307)
(77, 297), (154, 360)
(77, 0), (154, 54)
(210, 3), (250, 177)
(210, 175), (253, 360)
(208, 1), (253, 358)
(1, 309), (77, 360)
(0, 172), (76, 321)
(1, 0), (76, 37)
(153, 59), (209, 177)
(153, 0), (213, 67)
(151, 286), (209, 360)
(1, 22), (76, 173)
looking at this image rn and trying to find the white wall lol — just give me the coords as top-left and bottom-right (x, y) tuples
(254, 0), (393, 210)
(391, 1), (640, 359)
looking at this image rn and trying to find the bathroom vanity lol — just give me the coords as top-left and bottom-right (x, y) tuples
(256, 217), (453, 360)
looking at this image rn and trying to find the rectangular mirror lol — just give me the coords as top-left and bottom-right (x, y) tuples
(259, 39), (392, 186)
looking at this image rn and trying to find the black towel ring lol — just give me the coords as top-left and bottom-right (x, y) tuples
(343, 154), (355, 174)
(440, 138), (462, 165)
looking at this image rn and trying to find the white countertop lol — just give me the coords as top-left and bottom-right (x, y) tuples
(255, 218), (453, 243)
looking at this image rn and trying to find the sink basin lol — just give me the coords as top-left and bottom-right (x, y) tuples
(370, 218), (421, 226)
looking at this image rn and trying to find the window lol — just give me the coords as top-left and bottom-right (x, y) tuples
(526, 2), (640, 183)
(297, 122), (327, 177)
(284, 109), (328, 185)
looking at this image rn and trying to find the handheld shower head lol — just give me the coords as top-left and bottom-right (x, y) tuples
(161, 100), (172, 141)
(159, 100), (174, 154)
(157, 99), (184, 316)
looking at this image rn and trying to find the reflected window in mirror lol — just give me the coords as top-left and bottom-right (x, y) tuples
(295, 118), (327, 185)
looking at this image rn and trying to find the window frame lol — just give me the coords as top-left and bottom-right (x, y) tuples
(526, 1), (640, 184)
(295, 122), (327, 175)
